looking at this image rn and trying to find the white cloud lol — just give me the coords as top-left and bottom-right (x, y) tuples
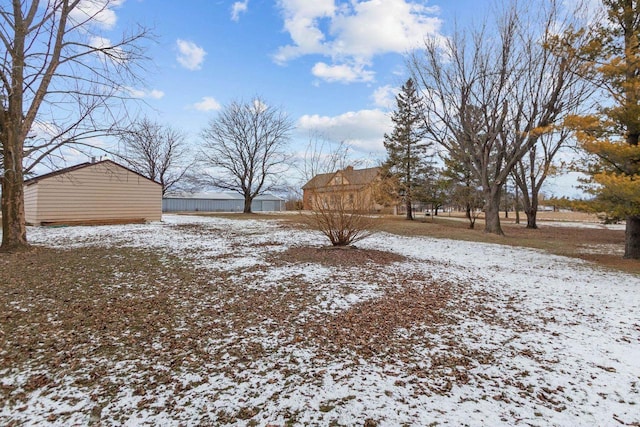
(298, 109), (391, 152)
(193, 97), (222, 112)
(330, 0), (440, 58)
(275, 0), (442, 83)
(89, 35), (112, 49)
(30, 120), (60, 140)
(148, 89), (165, 100)
(274, 0), (336, 63)
(126, 87), (165, 100)
(252, 98), (269, 113)
(371, 84), (399, 108)
(312, 62), (375, 83)
(176, 39), (206, 71)
(231, 0), (249, 22)
(70, 0), (125, 30)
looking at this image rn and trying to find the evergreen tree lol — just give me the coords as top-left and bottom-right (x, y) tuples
(562, 0), (640, 258)
(383, 79), (432, 220)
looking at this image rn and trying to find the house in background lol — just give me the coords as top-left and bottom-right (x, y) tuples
(24, 160), (162, 226)
(162, 192), (286, 212)
(302, 166), (383, 211)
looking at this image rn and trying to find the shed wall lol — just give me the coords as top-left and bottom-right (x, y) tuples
(162, 198), (244, 212)
(163, 197), (285, 212)
(26, 162), (161, 225)
(24, 185), (38, 224)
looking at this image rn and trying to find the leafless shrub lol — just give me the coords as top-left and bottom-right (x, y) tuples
(303, 186), (379, 247)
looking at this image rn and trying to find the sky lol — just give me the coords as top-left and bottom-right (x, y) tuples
(83, 0), (592, 196)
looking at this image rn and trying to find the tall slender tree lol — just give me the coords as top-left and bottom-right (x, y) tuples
(383, 78), (431, 220)
(562, 0), (640, 258)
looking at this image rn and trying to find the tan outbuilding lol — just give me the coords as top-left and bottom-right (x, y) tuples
(24, 160), (162, 226)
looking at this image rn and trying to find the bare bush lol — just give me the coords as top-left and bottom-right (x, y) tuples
(299, 138), (380, 246)
(304, 188), (378, 246)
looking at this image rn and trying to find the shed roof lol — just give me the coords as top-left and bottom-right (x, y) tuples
(24, 160), (161, 187)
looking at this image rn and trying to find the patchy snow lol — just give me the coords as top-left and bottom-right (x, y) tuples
(1, 214), (639, 426)
(538, 220), (626, 230)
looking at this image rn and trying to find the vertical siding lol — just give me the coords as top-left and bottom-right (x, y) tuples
(162, 198), (244, 212)
(32, 162), (161, 224)
(24, 184), (39, 225)
(163, 196), (285, 212)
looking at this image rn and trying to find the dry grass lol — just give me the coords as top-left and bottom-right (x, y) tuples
(0, 232), (500, 424)
(381, 214), (637, 274)
(195, 211), (638, 275)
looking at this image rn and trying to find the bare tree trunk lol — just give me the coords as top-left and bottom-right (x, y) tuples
(624, 216), (640, 259)
(514, 183), (520, 224)
(484, 188), (504, 236)
(504, 184), (509, 218)
(1, 12), (29, 252)
(465, 203), (476, 229)
(1, 140), (29, 252)
(405, 199), (413, 220)
(525, 208), (538, 229)
(525, 191), (539, 229)
(243, 196), (253, 214)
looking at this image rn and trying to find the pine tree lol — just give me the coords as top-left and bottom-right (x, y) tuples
(563, 0), (640, 258)
(383, 79), (432, 220)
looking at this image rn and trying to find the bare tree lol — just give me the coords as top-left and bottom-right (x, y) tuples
(506, 2), (593, 229)
(410, 0), (589, 235)
(200, 97), (293, 214)
(410, 13), (520, 235)
(305, 188), (378, 246)
(512, 129), (573, 228)
(117, 117), (192, 195)
(0, 0), (150, 251)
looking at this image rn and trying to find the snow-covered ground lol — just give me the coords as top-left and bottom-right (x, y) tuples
(1, 214), (639, 426)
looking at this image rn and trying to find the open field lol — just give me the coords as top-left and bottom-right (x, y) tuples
(1, 214), (639, 426)
(224, 210), (636, 274)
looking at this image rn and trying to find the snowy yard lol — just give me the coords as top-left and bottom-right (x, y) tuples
(1, 214), (639, 426)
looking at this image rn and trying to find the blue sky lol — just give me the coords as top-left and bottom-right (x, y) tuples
(106, 0), (467, 150)
(90, 0), (586, 196)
